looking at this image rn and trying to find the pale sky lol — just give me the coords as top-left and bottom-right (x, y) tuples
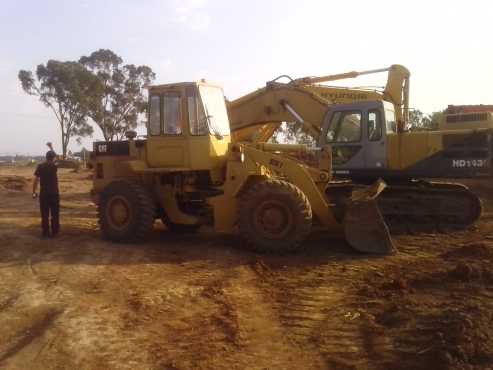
(1, 0), (492, 154)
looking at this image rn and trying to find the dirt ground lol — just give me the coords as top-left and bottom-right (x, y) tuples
(0, 165), (492, 370)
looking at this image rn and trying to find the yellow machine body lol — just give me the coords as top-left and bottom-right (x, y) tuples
(91, 80), (394, 254)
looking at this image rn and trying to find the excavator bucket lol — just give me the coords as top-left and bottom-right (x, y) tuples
(343, 180), (396, 255)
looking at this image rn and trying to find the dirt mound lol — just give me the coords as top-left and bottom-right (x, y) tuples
(442, 242), (493, 260)
(448, 261), (493, 284)
(402, 309), (493, 370)
(0, 176), (29, 192)
(360, 264), (493, 370)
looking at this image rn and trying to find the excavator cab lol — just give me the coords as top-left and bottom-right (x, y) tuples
(320, 100), (396, 180)
(146, 81), (231, 176)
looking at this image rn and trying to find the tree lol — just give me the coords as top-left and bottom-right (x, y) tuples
(428, 111), (444, 130)
(19, 60), (101, 158)
(79, 49), (156, 141)
(408, 109), (426, 130)
(408, 109), (444, 131)
(271, 122), (316, 146)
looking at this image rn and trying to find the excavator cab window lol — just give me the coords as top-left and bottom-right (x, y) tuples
(386, 109), (397, 133)
(368, 110), (382, 141)
(326, 111), (362, 143)
(326, 111), (363, 165)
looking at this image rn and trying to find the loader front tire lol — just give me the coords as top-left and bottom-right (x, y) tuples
(238, 179), (312, 253)
(98, 181), (155, 242)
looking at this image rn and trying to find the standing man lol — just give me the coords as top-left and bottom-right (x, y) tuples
(32, 149), (60, 238)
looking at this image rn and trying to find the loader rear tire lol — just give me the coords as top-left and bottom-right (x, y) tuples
(98, 181), (155, 242)
(238, 179), (312, 253)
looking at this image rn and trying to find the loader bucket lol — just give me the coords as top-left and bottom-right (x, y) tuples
(343, 180), (396, 255)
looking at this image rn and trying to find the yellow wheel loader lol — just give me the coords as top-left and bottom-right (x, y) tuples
(91, 81), (394, 254)
(227, 66), (482, 233)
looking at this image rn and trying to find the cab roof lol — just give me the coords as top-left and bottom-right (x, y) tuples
(148, 80), (223, 93)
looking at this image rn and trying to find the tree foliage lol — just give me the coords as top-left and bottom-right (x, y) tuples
(428, 111), (444, 129)
(271, 122), (316, 146)
(79, 49), (156, 141)
(18, 60), (100, 158)
(408, 109), (443, 131)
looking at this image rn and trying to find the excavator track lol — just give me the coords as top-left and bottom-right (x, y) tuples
(326, 181), (482, 235)
(376, 182), (482, 234)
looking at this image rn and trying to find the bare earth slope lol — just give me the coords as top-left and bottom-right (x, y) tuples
(0, 165), (492, 370)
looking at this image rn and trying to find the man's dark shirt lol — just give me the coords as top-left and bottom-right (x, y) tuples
(34, 162), (59, 195)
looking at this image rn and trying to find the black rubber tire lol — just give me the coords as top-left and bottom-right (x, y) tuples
(98, 181), (155, 242)
(238, 179), (312, 253)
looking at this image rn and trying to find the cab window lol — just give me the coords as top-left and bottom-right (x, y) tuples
(187, 88), (208, 135)
(199, 85), (230, 136)
(386, 109), (397, 133)
(326, 111), (362, 142)
(163, 93), (182, 135)
(149, 95), (161, 135)
(368, 110), (382, 141)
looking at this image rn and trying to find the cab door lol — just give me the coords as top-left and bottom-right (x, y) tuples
(364, 108), (387, 169)
(323, 107), (365, 170)
(146, 91), (188, 168)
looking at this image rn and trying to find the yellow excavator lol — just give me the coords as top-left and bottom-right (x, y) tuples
(229, 65), (492, 178)
(228, 65), (483, 232)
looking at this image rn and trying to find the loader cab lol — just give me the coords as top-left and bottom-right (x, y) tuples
(146, 81), (231, 171)
(320, 100), (395, 179)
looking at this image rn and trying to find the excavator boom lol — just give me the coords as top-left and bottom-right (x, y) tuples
(228, 64), (410, 143)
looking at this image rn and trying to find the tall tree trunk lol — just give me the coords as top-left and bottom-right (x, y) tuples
(61, 129), (69, 160)
(100, 123), (110, 142)
(62, 133), (67, 159)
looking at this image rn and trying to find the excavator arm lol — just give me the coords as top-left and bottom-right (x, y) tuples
(228, 82), (331, 142)
(228, 64), (410, 143)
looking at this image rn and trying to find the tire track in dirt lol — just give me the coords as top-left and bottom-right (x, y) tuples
(0, 307), (62, 365)
(113, 262), (241, 370)
(50, 250), (160, 370)
(104, 259), (326, 369)
(54, 252), (245, 370)
(253, 260), (396, 370)
(220, 265), (326, 369)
